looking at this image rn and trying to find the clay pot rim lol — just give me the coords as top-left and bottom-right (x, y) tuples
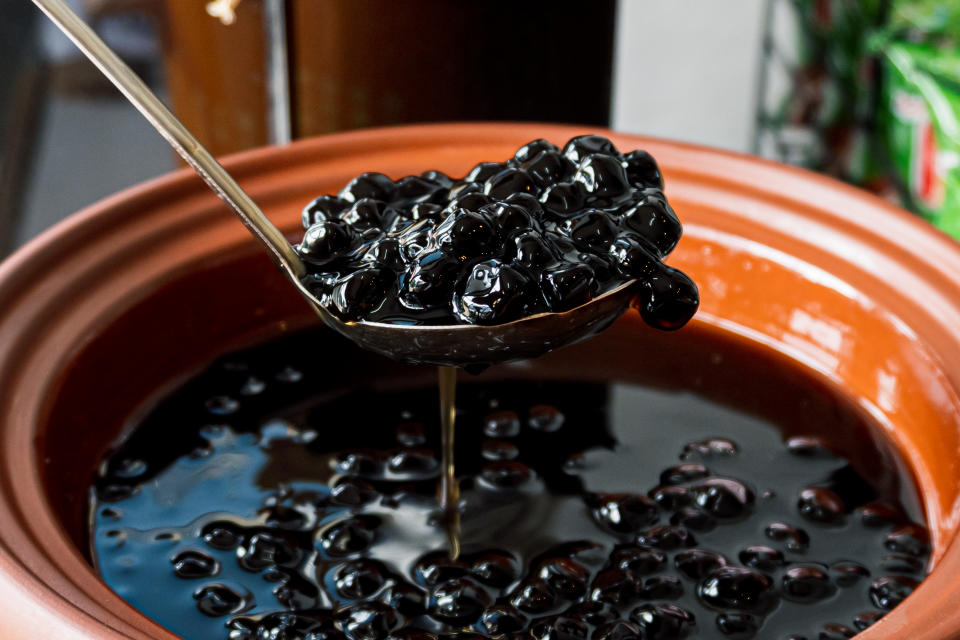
(2, 122), (960, 639)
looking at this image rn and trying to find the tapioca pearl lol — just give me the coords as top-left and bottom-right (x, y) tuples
(537, 557), (590, 600)
(869, 575), (920, 610)
(691, 478), (755, 521)
(659, 464), (709, 486)
(480, 604), (528, 636)
(591, 620), (642, 640)
(670, 508), (716, 532)
(784, 436), (835, 458)
(205, 395), (239, 416)
(484, 410), (522, 438)
(468, 549), (521, 589)
(528, 404), (565, 432)
(590, 568), (638, 605)
(336, 450), (386, 476)
(623, 149), (664, 190)
(512, 578), (560, 614)
(858, 501), (904, 528)
(388, 448), (439, 474)
(337, 602), (401, 640)
(514, 139), (561, 165)
(764, 522), (810, 552)
(637, 575), (684, 600)
(331, 477), (379, 507)
(853, 611), (885, 630)
(610, 544), (667, 577)
(428, 577), (492, 624)
(675, 549), (727, 580)
(273, 570), (320, 610)
(202, 521), (243, 550)
(880, 554), (925, 574)
(574, 154), (630, 200)
(831, 561), (870, 587)
(112, 458), (147, 479)
(629, 604), (696, 640)
(697, 567), (777, 613)
(635, 525), (696, 551)
(563, 135), (620, 164)
(884, 524), (931, 558)
(483, 439), (520, 460)
(172, 550), (220, 579)
(381, 582), (426, 617)
(797, 487), (846, 524)
(395, 422), (426, 447)
(154, 531), (178, 542)
(588, 493), (660, 535)
(649, 485), (691, 511)
(530, 615), (590, 640)
(239, 376), (266, 396)
(413, 551), (470, 587)
(819, 624), (857, 639)
(715, 612), (757, 639)
(478, 461), (534, 490)
(781, 566), (836, 603)
(680, 437), (738, 459)
(563, 600), (619, 626)
(318, 516), (379, 557)
(263, 505), (309, 530)
(226, 616), (257, 640)
(236, 531), (299, 571)
(193, 583), (248, 617)
(335, 559), (388, 599)
(255, 612), (336, 640)
(738, 547), (784, 573)
(100, 507), (122, 520)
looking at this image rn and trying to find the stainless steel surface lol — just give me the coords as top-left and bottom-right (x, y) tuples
(263, 0), (292, 146)
(438, 365), (461, 559)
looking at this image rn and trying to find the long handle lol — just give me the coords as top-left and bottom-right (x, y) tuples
(31, 0), (306, 281)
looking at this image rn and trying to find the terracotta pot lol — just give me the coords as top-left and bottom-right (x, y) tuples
(1, 123), (960, 639)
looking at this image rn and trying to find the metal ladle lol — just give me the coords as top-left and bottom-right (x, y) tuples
(31, 0), (640, 369)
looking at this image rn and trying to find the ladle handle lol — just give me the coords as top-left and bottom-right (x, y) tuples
(31, 0), (306, 281)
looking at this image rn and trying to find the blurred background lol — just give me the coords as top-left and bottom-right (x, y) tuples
(1, 0), (957, 256)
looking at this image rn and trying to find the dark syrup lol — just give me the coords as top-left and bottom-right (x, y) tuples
(90, 330), (929, 640)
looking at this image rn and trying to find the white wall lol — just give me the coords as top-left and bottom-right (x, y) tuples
(612, 0), (768, 153)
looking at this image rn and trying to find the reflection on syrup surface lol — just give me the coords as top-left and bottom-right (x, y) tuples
(90, 330), (928, 640)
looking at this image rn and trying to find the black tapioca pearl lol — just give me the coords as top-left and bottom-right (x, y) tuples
(337, 602), (401, 640)
(504, 191), (545, 217)
(263, 504), (308, 530)
(395, 175), (446, 203)
(454, 257), (533, 323)
(340, 172), (396, 203)
(361, 237), (405, 271)
(563, 600), (618, 626)
(237, 531), (299, 571)
(540, 181), (588, 217)
(413, 551), (469, 587)
(541, 262), (596, 311)
(468, 549), (520, 589)
(336, 450), (385, 476)
(675, 549), (727, 580)
(563, 135), (620, 164)
(853, 611), (885, 630)
(428, 577), (492, 624)
(525, 150), (577, 187)
(670, 507), (716, 532)
(884, 524), (931, 558)
(514, 138), (560, 164)
(528, 404), (565, 432)
(590, 568), (638, 605)
(537, 557), (590, 600)
(575, 154), (630, 199)
(482, 439), (519, 460)
(509, 230), (561, 269)
(512, 578), (560, 614)
(797, 487), (846, 524)
(387, 448), (438, 475)
(205, 395), (239, 416)
(591, 620), (642, 640)
(629, 604), (695, 640)
(449, 191), (495, 214)
(330, 268), (391, 321)
(398, 221), (435, 260)
(623, 149), (663, 189)
(484, 410), (521, 438)
(715, 612), (757, 639)
(403, 251), (463, 309)
(611, 544), (667, 576)
(485, 168), (537, 200)
(880, 554), (924, 574)
(588, 493), (660, 535)
(764, 522), (810, 552)
(636, 525), (696, 550)
(202, 521), (242, 550)
(409, 202), (444, 221)
(303, 194), (350, 228)
(638, 575), (684, 600)
(660, 464), (710, 486)
(819, 624), (857, 639)
(482, 202), (536, 236)
(618, 189), (681, 256)
(299, 220), (357, 266)
(831, 561), (870, 586)
(395, 421), (426, 447)
(319, 516), (379, 557)
(466, 161), (507, 184)
(331, 478), (379, 507)
(480, 604), (527, 636)
(335, 559), (388, 599)
(193, 583), (248, 617)
(690, 478), (754, 521)
(172, 550), (219, 579)
(272, 571), (320, 610)
(782, 566), (836, 603)
(649, 485), (692, 510)
(869, 575), (919, 610)
(256, 612), (335, 640)
(609, 233), (658, 279)
(634, 264), (699, 331)
(563, 209), (617, 251)
(738, 547), (784, 573)
(784, 435), (835, 458)
(697, 567), (777, 613)
(681, 437), (739, 459)
(858, 501), (905, 528)
(421, 169), (454, 189)
(341, 198), (390, 230)
(531, 615), (590, 640)
(479, 460), (534, 489)
(382, 581), (426, 616)
(435, 209), (498, 258)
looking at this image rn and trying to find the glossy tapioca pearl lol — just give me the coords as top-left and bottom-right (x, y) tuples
(254, 613), (336, 640)
(660, 464), (710, 486)
(530, 615), (590, 640)
(337, 602), (402, 640)
(591, 620), (642, 640)
(634, 263), (700, 331)
(681, 437), (739, 459)
(879, 554), (925, 574)
(298, 220), (358, 266)
(381, 582), (427, 616)
(193, 583), (249, 617)
(480, 604), (528, 636)
(336, 449), (386, 476)
(339, 172), (397, 204)
(675, 549), (727, 580)
(563, 135), (620, 164)
(636, 525), (696, 550)
(869, 575), (920, 609)
(467, 549), (521, 589)
(394, 175), (447, 204)
(528, 404), (565, 432)
(562, 209), (617, 252)
(764, 522), (810, 552)
(302, 194), (350, 228)
(340, 198), (391, 230)
(588, 492), (660, 535)
(574, 154), (630, 200)
(831, 561), (870, 586)
(409, 202), (444, 222)
(421, 169), (454, 189)
(485, 168), (539, 200)
(784, 436), (835, 458)
(541, 262), (597, 311)
(387, 448), (439, 474)
(479, 460), (534, 489)
(447, 191), (495, 215)
(330, 477), (379, 507)
(403, 252), (463, 309)
(610, 544), (667, 577)
(330, 268), (392, 320)
(202, 521), (243, 550)
(781, 566), (835, 603)
(638, 575), (684, 599)
(514, 138), (560, 164)
(466, 161), (508, 184)
(482, 439), (519, 460)
(617, 188), (681, 254)
(236, 530), (300, 571)
(738, 547), (784, 573)
(398, 222), (436, 261)
(689, 477), (754, 521)
(670, 508), (717, 532)
(563, 600), (618, 626)
(413, 551), (470, 587)
(714, 612), (757, 639)
(504, 191), (545, 218)
(884, 524), (931, 558)
(479, 202), (536, 237)
(629, 604), (696, 640)
(623, 149), (664, 190)
(511, 578), (560, 614)
(540, 181), (588, 217)
(858, 500), (905, 528)
(537, 557), (591, 600)
(648, 485), (692, 511)
(853, 611), (885, 630)
(454, 259), (533, 325)
(507, 230), (562, 269)
(428, 577), (492, 624)
(334, 559), (388, 599)
(590, 567), (638, 605)
(317, 515), (380, 557)
(524, 150), (577, 188)
(697, 567), (778, 613)
(483, 410), (522, 438)
(172, 550), (220, 579)
(434, 209), (498, 258)
(360, 237), (405, 271)
(819, 624), (857, 639)
(609, 233), (658, 279)
(797, 486), (847, 524)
